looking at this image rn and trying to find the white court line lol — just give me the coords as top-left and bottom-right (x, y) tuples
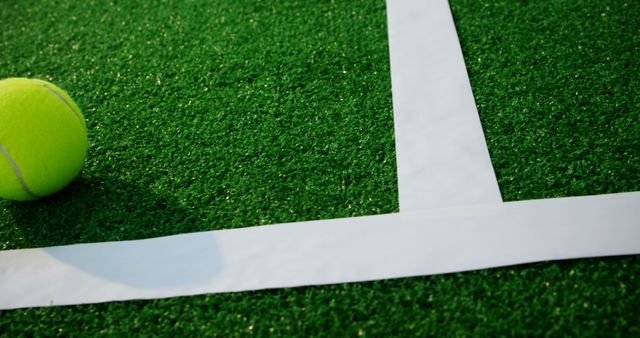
(1, 192), (638, 309)
(0, 0), (637, 309)
(387, 0), (502, 211)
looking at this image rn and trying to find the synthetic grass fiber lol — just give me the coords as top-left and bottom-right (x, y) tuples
(1, 0), (639, 336)
(1, 0), (397, 247)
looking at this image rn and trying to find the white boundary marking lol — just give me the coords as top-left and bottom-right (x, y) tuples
(1, 192), (638, 309)
(388, 0), (502, 211)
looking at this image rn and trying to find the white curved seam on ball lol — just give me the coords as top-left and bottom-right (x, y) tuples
(0, 144), (40, 199)
(40, 83), (86, 130)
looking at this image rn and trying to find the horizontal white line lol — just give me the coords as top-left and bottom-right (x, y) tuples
(1, 192), (638, 309)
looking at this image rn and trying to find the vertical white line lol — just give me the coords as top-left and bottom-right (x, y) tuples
(386, 0), (502, 211)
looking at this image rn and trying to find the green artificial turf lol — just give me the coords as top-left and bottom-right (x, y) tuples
(0, 0), (397, 248)
(455, 0), (640, 201)
(1, 0), (639, 336)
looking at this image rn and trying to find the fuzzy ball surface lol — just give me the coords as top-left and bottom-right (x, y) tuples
(0, 78), (88, 201)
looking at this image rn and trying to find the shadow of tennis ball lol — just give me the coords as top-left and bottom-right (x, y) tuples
(5, 176), (222, 289)
(6, 176), (208, 248)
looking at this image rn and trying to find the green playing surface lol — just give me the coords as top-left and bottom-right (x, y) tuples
(1, 0), (638, 335)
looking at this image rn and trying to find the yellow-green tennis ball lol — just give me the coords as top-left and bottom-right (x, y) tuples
(0, 78), (88, 201)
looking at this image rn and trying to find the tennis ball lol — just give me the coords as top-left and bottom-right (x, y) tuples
(0, 78), (88, 201)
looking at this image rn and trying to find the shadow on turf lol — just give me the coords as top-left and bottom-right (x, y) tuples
(7, 176), (222, 288)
